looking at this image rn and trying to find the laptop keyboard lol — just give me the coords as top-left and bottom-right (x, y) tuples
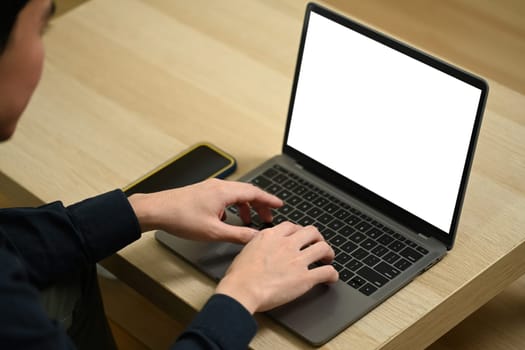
(228, 164), (430, 296)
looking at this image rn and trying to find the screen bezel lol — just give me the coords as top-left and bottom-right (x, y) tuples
(282, 3), (488, 249)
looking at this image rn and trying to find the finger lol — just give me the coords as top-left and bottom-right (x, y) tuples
(308, 264), (339, 285)
(223, 181), (283, 208)
(213, 221), (259, 244)
(251, 203), (274, 223)
(261, 221), (300, 237)
(237, 203), (252, 224)
(290, 225), (325, 249)
(301, 241), (335, 265)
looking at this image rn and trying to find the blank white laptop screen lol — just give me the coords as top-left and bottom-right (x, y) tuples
(287, 12), (482, 233)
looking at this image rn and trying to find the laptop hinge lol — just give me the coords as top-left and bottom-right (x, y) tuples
(418, 233), (430, 239)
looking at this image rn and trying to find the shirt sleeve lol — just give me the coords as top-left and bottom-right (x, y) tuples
(0, 189), (141, 289)
(0, 189), (141, 349)
(0, 249), (76, 349)
(0, 190), (258, 349)
(172, 294), (258, 350)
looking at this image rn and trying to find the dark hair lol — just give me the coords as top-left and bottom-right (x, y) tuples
(0, 1), (32, 53)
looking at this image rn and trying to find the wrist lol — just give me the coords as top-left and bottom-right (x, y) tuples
(216, 275), (259, 315)
(128, 193), (157, 232)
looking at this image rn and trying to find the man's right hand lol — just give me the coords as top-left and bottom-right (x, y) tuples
(215, 222), (339, 314)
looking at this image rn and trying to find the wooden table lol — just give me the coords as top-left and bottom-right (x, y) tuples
(1, 0), (524, 348)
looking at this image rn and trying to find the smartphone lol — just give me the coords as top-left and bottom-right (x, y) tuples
(123, 143), (236, 196)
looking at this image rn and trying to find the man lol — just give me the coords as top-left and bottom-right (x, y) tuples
(0, 0), (338, 349)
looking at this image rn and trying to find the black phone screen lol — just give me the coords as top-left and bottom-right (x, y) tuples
(124, 145), (234, 196)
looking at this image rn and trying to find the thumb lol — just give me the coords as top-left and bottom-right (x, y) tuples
(214, 222), (259, 244)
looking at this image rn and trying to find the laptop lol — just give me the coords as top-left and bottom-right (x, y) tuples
(155, 2), (488, 345)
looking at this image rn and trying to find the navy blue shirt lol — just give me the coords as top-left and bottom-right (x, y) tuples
(0, 189), (257, 349)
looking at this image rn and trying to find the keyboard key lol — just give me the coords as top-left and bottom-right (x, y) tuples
(392, 232), (403, 240)
(383, 251), (400, 264)
(277, 204), (293, 215)
(297, 202), (313, 211)
(288, 210), (303, 222)
(327, 194), (338, 203)
(363, 254), (380, 267)
(259, 222), (274, 229)
(313, 197), (329, 207)
(349, 232), (367, 244)
(306, 207), (323, 218)
(359, 283), (378, 296)
(332, 261), (343, 272)
(334, 209), (350, 220)
(273, 215), (286, 224)
(407, 240), (418, 248)
(318, 213), (333, 224)
(344, 215), (360, 226)
(346, 259), (363, 272)
(328, 219), (344, 231)
(303, 191), (318, 201)
(416, 246), (429, 255)
(356, 221), (372, 232)
(378, 234), (394, 246)
(375, 262), (401, 279)
(339, 225), (356, 236)
(351, 248), (368, 260)
(389, 240), (405, 252)
(341, 241), (358, 254)
(283, 179), (298, 190)
(348, 276), (366, 289)
(298, 216), (315, 226)
(292, 185), (308, 196)
(263, 168), (278, 178)
(360, 238), (378, 251)
(339, 269), (354, 282)
(288, 196), (302, 206)
(273, 173), (288, 183)
(367, 227), (383, 239)
(371, 244), (388, 257)
(329, 234), (345, 247)
(276, 189), (293, 200)
(322, 228), (336, 240)
(266, 184), (282, 194)
(399, 247), (423, 263)
(394, 258), (411, 271)
(335, 252), (351, 265)
(324, 203), (339, 214)
(383, 227), (395, 235)
(251, 175), (271, 188)
(357, 266), (389, 288)
(315, 223), (326, 231)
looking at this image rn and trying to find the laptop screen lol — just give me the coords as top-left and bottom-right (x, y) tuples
(286, 11), (483, 234)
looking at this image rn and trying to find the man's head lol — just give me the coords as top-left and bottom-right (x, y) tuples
(0, 0), (54, 141)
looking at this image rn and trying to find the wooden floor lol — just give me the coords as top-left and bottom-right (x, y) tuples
(1, 0), (523, 349)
